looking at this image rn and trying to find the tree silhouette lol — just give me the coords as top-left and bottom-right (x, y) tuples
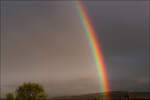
(16, 82), (48, 100)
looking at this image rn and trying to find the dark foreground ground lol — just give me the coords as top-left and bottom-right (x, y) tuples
(51, 91), (150, 100)
(1, 91), (150, 100)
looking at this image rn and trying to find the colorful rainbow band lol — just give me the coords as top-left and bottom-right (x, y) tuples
(74, 1), (110, 100)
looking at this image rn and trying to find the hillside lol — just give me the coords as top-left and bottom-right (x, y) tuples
(51, 91), (150, 100)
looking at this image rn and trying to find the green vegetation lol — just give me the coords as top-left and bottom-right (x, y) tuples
(16, 82), (48, 100)
(95, 96), (100, 100)
(5, 82), (48, 100)
(35, 92), (48, 100)
(6, 93), (15, 100)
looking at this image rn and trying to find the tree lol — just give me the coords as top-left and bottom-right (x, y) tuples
(35, 92), (48, 100)
(16, 82), (48, 100)
(6, 93), (15, 100)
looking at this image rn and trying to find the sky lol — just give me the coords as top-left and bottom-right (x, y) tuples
(1, 0), (149, 98)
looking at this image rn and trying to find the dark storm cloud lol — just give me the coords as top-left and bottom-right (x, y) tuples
(1, 0), (149, 98)
(82, 1), (149, 91)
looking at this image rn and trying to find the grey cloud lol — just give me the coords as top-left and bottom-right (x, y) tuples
(1, 0), (149, 98)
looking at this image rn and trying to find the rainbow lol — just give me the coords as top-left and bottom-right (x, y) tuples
(74, 1), (110, 100)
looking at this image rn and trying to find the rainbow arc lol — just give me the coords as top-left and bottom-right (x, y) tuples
(74, 1), (110, 100)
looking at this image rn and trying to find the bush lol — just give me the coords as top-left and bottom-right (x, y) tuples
(15, 95), (19, 100)
(16, 82), (48, 100)
(6, 93), (15, 100)
(95, 96), (100, 100)
(35, 92), (48, 100)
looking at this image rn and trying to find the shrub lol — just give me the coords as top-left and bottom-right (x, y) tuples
(95, 96), (100, 100)
(35, 92), (48, 100)
(6, 93), (15, 100)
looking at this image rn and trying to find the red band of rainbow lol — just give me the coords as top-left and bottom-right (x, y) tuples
(74, 1), (110, 100)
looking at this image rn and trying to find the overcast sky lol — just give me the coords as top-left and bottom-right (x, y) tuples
(1, 1), (149, 98)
